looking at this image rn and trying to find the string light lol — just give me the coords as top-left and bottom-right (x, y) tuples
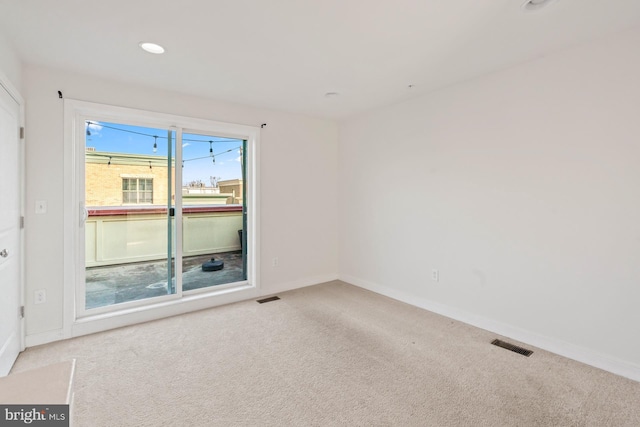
(88, 147), (239, 167)
(182, 147), (240, 163)
(85, 120), (237, 144)
(84, 121), (241, 164)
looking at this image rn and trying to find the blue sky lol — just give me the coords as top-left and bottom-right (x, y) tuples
(85, 121), (243, 184)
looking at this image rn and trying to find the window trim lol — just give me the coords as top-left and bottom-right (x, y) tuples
(122, 177), (153, 204)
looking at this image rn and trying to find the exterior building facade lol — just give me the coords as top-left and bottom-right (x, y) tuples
(85, 151), (174, 207)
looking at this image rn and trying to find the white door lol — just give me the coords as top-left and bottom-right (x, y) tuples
(0, 84), (22, 376)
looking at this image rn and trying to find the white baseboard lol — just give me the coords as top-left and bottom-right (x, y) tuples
(262, 274), (340, 296)
(25, 329), (67, 348)
(0, 331), (19, 376)
(340, 274), (640, 383)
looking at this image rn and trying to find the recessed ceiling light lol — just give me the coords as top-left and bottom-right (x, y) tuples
(139, 42), (165, 54)
(522, 0), (557, 12)
(324, 92), (340, 98)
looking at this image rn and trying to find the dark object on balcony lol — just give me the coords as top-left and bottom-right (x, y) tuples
(202, 258), (224, 272)
(238, 229), (243, 250)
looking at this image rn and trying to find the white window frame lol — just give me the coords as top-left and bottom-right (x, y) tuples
(63, 99), (260, 338)
(122, 176), (153, 204)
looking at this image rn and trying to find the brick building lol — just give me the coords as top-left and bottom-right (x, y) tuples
(85, 151), (175, 207)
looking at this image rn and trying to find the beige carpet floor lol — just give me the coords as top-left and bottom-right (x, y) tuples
(11, 281), (640, 426)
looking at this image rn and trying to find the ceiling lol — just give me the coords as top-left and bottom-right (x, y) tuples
(1, 0), (640, 120)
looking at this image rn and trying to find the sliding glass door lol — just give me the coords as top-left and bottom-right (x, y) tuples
(83, 121), (176, 310)
(80, 116), (251, 315)
(180, 131), (247, 293)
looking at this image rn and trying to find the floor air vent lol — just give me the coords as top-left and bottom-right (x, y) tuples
(491, 339), (533, 357)
(257, 296), (280, 304)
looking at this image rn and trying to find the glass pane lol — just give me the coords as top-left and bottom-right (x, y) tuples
(181, 132), (246, 291)
(141, 191), (152, 204)
(85, 120), (176, 310)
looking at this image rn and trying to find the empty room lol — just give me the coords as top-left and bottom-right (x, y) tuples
(1, 0), (639, 425)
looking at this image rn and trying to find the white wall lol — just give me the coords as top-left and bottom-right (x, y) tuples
(339, 27), (640, 380)
(0, 32), (22, 91)
(23, 65), (339, 338)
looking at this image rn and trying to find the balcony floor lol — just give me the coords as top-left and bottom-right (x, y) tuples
(85, 251), (244, 310)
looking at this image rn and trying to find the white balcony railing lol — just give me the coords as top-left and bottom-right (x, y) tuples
(85, 205), (243, 267)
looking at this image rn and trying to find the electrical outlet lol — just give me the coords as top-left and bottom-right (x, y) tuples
(34, 289), (46, 304)
(431, 269), (439, 282)
(272, 257), (279, 267)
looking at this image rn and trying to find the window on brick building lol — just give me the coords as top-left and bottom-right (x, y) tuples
(122, 177), (153, 204)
